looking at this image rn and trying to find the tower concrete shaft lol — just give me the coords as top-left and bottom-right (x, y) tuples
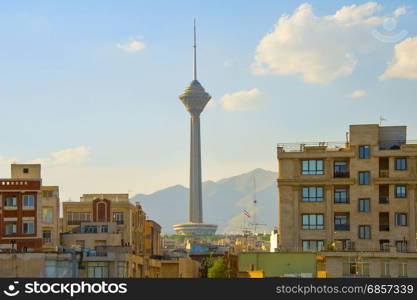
(179, 80), (210, 223)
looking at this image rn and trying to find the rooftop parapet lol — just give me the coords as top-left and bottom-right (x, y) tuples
(277, 142), (349, 153)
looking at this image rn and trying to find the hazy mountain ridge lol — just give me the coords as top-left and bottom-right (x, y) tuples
(130, 168), (277, 234)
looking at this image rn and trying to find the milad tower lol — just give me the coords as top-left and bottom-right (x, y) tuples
(173, 21), (217, 236)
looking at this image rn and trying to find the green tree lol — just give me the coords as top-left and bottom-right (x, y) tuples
(207, 257), (229, 278)
(201, 256), (214, 278)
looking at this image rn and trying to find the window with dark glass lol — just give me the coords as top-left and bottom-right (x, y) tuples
(359, 145), (370, 159)
(334, 188), (349, 203)
(302, 240), (324, 251)
(334, 161), (349, 177)
(4, 196), (17, 208)
(301, 160), (324, 175)
(113, 212), (124, 225)
(395, 213), (407, 226)
(359, 198), (370, 212)
(359, 225), (371, 239)
(396, 241), (407, 253)
(334, 214), (350, 231)
(395, 158), (407, 170)
(302, 214), (324, 230)
(359, 171), (370, 185)
(395, 185), (407, 198)
(379, 240), (390, 251)
(302, 187), (323, 202)
(23, 195), (35, 208)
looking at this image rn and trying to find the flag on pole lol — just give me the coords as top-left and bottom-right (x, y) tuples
(243, 209), (251, 218)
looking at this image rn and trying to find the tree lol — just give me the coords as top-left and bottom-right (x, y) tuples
(201, 256), (214, 278)
(207, 257), (229, 278)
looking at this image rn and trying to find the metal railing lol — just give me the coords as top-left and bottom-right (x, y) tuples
(379, 170), (389, 178)
(277, 142), (349, 152)
(334, 171), (350, 178)
(379, 140), (417, 150)
(334, 224), (350, 231)
(379, 224), (390, 231)
(379, 197), (389, 204)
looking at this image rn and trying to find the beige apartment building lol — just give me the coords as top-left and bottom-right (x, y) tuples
(62, 194), (146, 255)
(145, 220), (162, 256)
(277, 124), (417, 277)
(41, 186), (60, 250)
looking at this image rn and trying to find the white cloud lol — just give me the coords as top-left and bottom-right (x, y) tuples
(117, 39), (145, 53)
(379, 37), (417, 80)
(347, 89), (367, 98)
(221, 88), (268, 111)
(50, 146), (90, 165)
(4, 146), (91, 167)
(252, 2), (403, 83)
(393, 6), (407, 18)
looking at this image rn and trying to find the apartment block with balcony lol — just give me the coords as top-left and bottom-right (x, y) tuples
(0, 164), (44, 252)
(277, 124), (417, 277)
(62, 194), (146, 255)
(40, 186), (60, 251)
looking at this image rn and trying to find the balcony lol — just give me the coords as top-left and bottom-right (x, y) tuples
(335, 224), (350, 231)
(334, 171), (350, 178)
(379, 224), (390, 231)
(379, 170), (389, 178)
(379, 197), (389, 204)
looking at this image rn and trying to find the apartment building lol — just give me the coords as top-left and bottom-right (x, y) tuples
(62, 194), (146, 255)
(145, 220), (162, 256)
(277, 124), (417, 277)
(0, 164), (43, 251)
(41, 186), (60, 250)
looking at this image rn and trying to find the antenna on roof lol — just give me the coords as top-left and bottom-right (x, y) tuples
(380, 116), (387, 126)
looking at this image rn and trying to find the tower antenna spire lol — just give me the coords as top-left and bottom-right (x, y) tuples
(193, 18), (197, 81)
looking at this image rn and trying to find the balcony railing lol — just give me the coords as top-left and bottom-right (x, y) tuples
(379, 170), (389, 178)
(379, 140), (417, 150)
(335, 224), (350, 231)
(379, 224), (390, 231)
(379, 197), (389, 204)
(334, 171), (350, 178)
(277, 142), (349, 152)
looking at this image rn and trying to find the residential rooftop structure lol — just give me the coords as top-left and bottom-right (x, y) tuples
(0, 164), (44, 252)
(277, 124), (417, 277)
(62, 194), (146, 255)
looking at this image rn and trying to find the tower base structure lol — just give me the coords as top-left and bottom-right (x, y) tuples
(173, 222), (217, 236)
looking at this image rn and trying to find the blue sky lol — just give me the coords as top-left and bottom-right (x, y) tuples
(0, 1), (416, 201)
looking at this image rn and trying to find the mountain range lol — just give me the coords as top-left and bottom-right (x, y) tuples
(130, 168), (277, 234)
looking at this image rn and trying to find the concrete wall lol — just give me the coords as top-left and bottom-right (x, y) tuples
(239, 252), (316, 277)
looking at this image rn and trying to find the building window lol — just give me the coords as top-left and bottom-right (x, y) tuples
(395, 158), (407, 170)
(67, 212), (91, 225)
(84, 226), (98, 233)
(359, 225), (371, 239)
(334, 188), (349, 204)
(359, 145), (370, 159)
(42, 207), (53, 224)
(334, 214), (350, 231)
(381, 261), (390, 277)
(4, 222), (17, 235)
(395, 185), (407, 198)
(4, 196), (17, 208)
(23, 168), (29, 174)
(301, 160), (324, 175)
(334, 161), (349, 178)
(380, 240), (390, 251)
(359, 171), (370, 185)
(101, 225), (109, 233)
(343, 259), (369, 277)
(302, 240), (324, 251)
(23, 221), (35, 234)
(395, 213), (407, 226)
(113, 212), (124, 225)
(42, 190), (56, 198)
(302, 187), (323, 202)
(396, 241), (407, 253)
(359, 199), (370, 212)
(302, 214), (324, 230)
(43, 230), (52, 244)
(117, 261), (128, 278)
(399, 262), (408, 277)
(23, 195), (35, 208)
(87, 262), (109, 278)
